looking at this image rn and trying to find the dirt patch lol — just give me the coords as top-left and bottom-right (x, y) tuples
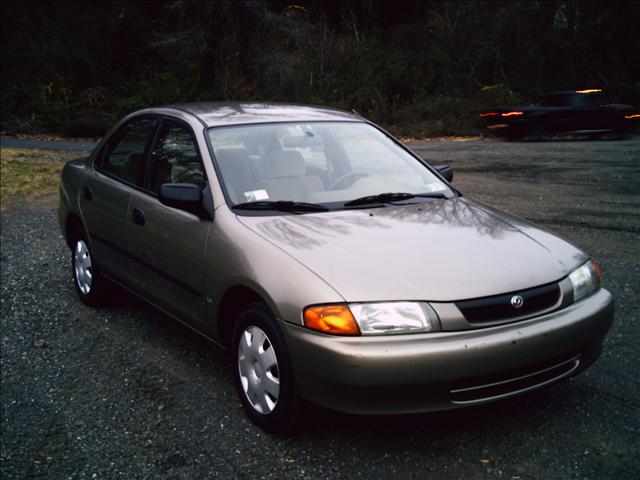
(0, 148), (79, 211)
(1, 133), (103, 143)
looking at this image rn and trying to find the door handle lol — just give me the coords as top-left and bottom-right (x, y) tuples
(83, 186), (93, 201)
(132, 208), (146, 226)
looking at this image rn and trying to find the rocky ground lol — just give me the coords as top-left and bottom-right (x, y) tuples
(1, 137), (639, 479)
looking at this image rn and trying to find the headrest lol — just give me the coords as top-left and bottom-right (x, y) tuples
(214, 147), (250, 166)
(214, 147), (253, 185)
(265, 150), (305, 178)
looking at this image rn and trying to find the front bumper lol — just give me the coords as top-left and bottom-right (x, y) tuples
(281, 288), (614, 414)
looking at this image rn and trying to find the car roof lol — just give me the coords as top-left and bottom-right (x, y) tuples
(163, 102), (362, 127)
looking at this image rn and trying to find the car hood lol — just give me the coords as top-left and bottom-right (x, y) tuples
(237, 197), (587, 302)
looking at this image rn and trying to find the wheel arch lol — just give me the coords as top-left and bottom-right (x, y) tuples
(217, 285), (270, 348)
(65, 213), (85, 248)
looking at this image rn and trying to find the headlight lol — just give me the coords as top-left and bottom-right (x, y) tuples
(569, 260), (601, 303)
(303, 302), (440, 336)
(350, 302), (440, 335)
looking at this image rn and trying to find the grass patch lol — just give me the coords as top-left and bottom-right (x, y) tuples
(0, 148), (84, 211)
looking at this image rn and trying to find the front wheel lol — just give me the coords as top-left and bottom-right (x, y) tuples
(505, 123), (528, 140)
(232, 303), (301, 433)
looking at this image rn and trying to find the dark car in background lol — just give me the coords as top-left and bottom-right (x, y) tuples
(480, 89), (639, 139)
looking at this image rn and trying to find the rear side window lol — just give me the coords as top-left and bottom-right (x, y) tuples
(100, 118), (156, 184)
(147, 120), (206, 193)
(540, 95), (565, 107)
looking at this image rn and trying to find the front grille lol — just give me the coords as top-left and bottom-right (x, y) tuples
(456, 282), (560, 324)
(451, 354), (580, 403)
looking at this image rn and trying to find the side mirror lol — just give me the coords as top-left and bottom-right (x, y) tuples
(434, 164), (453, 182)
(159, 183), (203, 215)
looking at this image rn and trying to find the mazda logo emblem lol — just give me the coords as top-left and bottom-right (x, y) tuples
(510, 295), (524, 309)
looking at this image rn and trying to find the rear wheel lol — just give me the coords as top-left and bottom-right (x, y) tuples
(70, 231), (105, 305)
(526, 123), (548, 141)
(506, 123), (528, 140)
(232, 303), (301, 433)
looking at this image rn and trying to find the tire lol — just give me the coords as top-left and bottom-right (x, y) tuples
(231, 303), (301, 433)
(506, 123), (528, 140)
(585, 132), (603, 141)
(70, 230), (105, 306)
(526, 123), (548, 141)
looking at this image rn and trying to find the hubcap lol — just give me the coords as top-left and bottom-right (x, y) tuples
(74, 240), (92, 295)
(237, 325), (280, 414)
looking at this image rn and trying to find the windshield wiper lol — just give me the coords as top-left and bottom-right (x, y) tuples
(343, 191), (447, 207)
(233, 200), (329, 213)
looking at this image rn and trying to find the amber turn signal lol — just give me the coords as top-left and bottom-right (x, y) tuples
(591, 259), (602, 284)
(303, 305), (360, 335)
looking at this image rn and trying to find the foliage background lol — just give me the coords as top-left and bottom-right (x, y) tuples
(1, 0), (639, 136)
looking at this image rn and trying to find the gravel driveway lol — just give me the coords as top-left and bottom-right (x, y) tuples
(1, 138), (639, 479)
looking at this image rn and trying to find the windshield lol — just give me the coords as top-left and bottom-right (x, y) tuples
(207, 121), (453, 210)
(540, 93), (605, 107)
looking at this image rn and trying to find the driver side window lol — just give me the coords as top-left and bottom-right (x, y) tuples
(147, 120), (206, 194)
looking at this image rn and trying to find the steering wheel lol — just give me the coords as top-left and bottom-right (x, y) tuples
(330, 172), (370, 190)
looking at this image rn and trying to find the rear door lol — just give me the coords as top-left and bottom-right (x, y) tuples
(125, 117), (211, 328)
(79, 116), (157, 278)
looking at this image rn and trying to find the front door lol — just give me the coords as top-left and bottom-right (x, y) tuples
(126, 118), (211, 328)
